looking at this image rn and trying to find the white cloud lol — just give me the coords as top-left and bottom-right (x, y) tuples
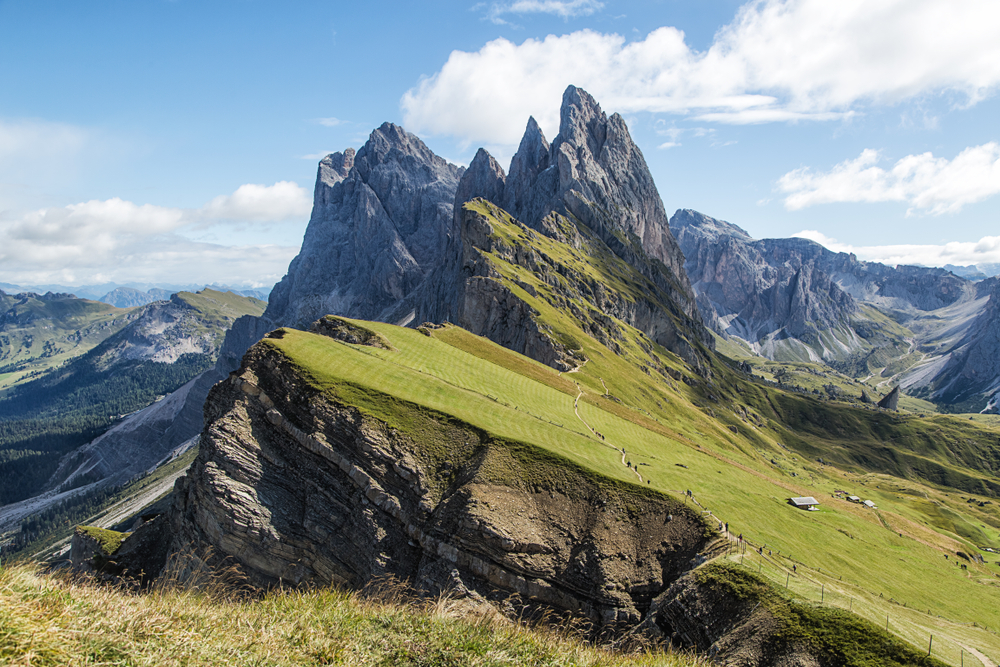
(778, 143), (1000, 214)
(200, 181), (311, 221)
(316, 117), (344, 127)
(794, 230), (1000, 269)
(0, 182), (312, 286)
(486, 0), (603, 23)
(402, 0), (1000, 145)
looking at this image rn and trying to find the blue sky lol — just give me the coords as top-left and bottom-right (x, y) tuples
(1, 0), (999, 289)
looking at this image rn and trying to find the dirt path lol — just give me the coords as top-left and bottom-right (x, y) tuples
(559, 358), (588, 376)
(962, 645), (994, 667)
(570, 384), (642, 482)
(599, 377), (609, 395)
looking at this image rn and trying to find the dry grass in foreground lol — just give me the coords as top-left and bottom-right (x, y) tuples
(0, 562), (704, 667)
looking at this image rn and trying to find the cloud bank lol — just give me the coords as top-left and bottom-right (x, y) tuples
(778, 143), (1000, 215)
(402, 0), (1000, 145)
(794, 230), (1000, 269)
(0, 182), (311, 287)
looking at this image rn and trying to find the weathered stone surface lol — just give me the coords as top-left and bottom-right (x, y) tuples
(444, 87), (712, 369)
(159, 340), (713, 628)
(672, 208), (980, 363)
(877, 386), (900, 411)
(931, 277), (1000, 405)
(641, 569), (820, 667)
(265, 124), (463, 329)
(70, 518), (171, 586)
(309, 316), (391, 349)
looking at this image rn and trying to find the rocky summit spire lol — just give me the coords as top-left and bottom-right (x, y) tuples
(493, 85), (704, 337)
(454, 148), (506, 227)
(265, 123), (462, 329)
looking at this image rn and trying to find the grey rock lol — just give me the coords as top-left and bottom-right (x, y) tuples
(930, 277), (1000, 404)
(672, 208), (978, 364)
(158, 341), (711, 628)
(265, 124), (463, 329)
(442, 86), (711, 368)
(877, 386), (900, 411)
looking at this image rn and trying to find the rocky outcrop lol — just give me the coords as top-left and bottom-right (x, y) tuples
(877, 386), (900, 411)
(164, 338), (713, 628)
(643, 570), (816, 666)
(310, 316), (391, 349)
(71, 520), (172, 586)
(265, 125), (463, 329)
(637, 563), (932, 667)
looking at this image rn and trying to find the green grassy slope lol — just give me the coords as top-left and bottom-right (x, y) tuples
(0, 562), (703, 667)
(272, 317), (1000, 665)
(0, 290), (266, 505)
(246, 199), (1000, 664)
(0, 291), (139, 391)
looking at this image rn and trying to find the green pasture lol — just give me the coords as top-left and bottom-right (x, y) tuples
(268, 316), (1000, 665)
(255, 202), (1000, 664)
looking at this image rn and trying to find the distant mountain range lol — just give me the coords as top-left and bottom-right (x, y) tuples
(0, 289), (266, 516)
(672, 209), (999, 411)
(0, 282), (270, 303)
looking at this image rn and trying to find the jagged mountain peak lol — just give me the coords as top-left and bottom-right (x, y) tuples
(554, 85), (608, 158)
(316, 149), (354, 188)
(454, 148), (507, 226)
(355, 122), (454, 177)
(670, 209), (753, 244)
(264, 122), (463, 329)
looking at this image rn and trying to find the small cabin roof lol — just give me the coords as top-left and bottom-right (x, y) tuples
(789, 496), (819, 506)
(863, 499), (877, 508)
(847, 495), (860, 501)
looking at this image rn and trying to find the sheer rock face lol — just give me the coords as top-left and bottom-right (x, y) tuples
(498, 87), (698, 322)
(673, 209), (858, 344)
(933, 277), (1000, 404)
(674, 208), (972, 319)
(265, 125), (463, 329)
(445, 86), (711, 366)
(167, 340), (711, 628)
(671, 208), (983, 363)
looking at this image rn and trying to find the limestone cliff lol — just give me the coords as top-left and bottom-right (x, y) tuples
(426, 86), (711, 369)
(265, 125), (463, 329)
(672, 208), (982, 371)
(929, 277), (1000, 405)
(165, 336), (713, 628)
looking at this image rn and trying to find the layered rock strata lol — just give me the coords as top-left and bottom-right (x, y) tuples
(166, 336), (712, 627)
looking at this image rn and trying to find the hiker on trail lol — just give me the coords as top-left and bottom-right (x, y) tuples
(793, 565), (797, 573)
(738, 533), (743, 541)
(725, 522), (729, 533)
